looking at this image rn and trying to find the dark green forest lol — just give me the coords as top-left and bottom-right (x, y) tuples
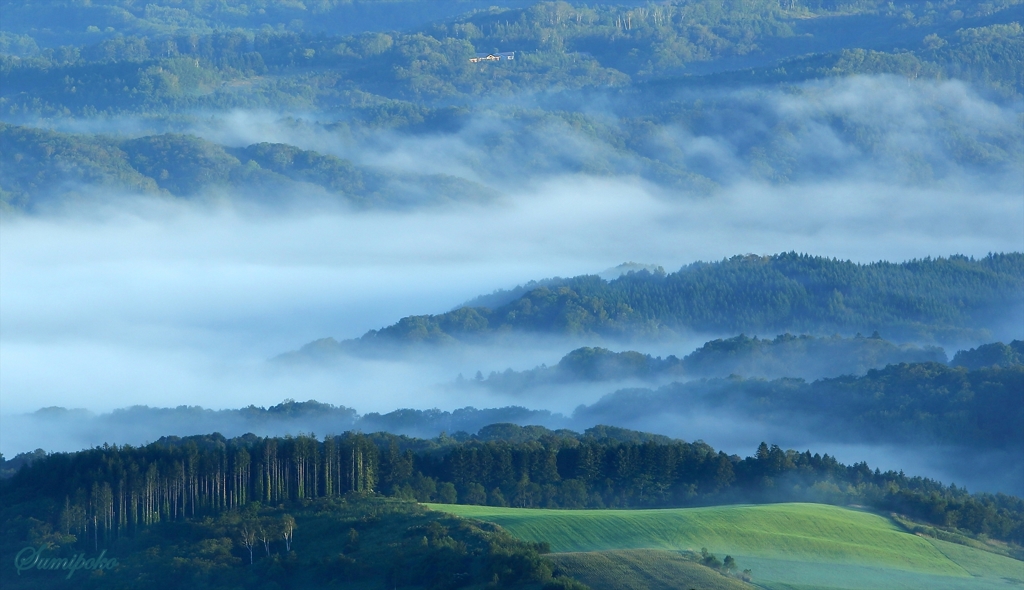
(1, 492), (585, 590)
(951, 339), (1024, 369)
(289, 252), (1023, 348)
(3, 424), (1022, 571)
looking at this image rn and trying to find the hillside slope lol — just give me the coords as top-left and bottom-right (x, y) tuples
(431, 503), (1024, 590)
(549, 549), (756, 590)
(290, 253), (1024, 353)
(0, 123), (495, 210)
(0, 496), (573, 590)
(575, 361), (1024, 450)
(470, 333), (950, 393)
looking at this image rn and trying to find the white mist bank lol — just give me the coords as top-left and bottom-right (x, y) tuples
(18, 76), (1024, 194)
(2, 74), (1022, 494)
(2, 175), (1021, 421)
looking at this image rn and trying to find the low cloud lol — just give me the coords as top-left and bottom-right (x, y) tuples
(2, 75), (1021, 494)
(17, 75), (1023, 195)
(2, 174), (1018, 414)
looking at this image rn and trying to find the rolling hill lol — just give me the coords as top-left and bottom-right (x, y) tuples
(287, 253), (1024, 354)
(429, 503), (1024, 590)
(0, 123), (496, 210)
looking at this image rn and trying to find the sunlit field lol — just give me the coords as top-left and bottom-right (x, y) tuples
(429, 502), (1024, 589)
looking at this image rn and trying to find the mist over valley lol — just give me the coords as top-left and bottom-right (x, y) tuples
(1, 1), (1023, 588)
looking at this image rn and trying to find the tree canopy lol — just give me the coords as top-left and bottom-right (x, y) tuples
(293, 253), (1024, 348)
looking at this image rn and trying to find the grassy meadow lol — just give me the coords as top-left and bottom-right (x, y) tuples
(427, 503), (1024, 590)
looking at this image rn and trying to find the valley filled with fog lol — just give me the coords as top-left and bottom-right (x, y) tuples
(4, 5), (1024, 590)
(1, 0), (1022, 498)
(3, 81), (1022, 493)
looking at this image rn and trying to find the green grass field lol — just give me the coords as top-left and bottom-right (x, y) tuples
(427, 503), (1024, 590)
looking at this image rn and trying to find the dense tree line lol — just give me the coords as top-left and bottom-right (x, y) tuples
(327, 253), (1023, 345)
(1, 432), (379, 547)
(4, 424), (1022, 551)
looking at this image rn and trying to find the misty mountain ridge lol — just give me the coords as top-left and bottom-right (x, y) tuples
(454, 263), (665, 311)
(1, 0), (1021, 213)
(8, 344), (1021, 490)
(14, 339), (1016, 454)
(4, 71), (1021, 210)
(467, 335), (1023, 394)
(0, 123), (496, 211)
(598, 262), (665, 280)
(2, 0), (1020, 114)
(572, 360), (1024, 496)
(281, 252), (1024, 360)
(464, 332), (951, 393)
(951, 339), (1024, 370)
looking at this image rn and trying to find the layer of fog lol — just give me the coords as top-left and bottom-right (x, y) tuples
(3, 175), (1020, 461)
(18, 76), (1023, 196)
(3, 76), (1022, 495)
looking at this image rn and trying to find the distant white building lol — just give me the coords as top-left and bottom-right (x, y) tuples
(469, 51), (515, 63)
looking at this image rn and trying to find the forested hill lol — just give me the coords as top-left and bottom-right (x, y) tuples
(9, 351), (1021, 461)
(577, 361), (1024, 451)
(470, 336), (1023, 391)
(952, 339), (1024, 369)
(291, 253), (1024, 354)
(3, 425), (1022, 552)
(0, 123), (495, 210)
(472, 333), (950, 390)
(2, 0), (1021, 114)
(3, 0), (1021, 209)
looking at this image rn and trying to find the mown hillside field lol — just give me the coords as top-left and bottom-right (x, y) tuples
(430, 503), (1024, 590)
